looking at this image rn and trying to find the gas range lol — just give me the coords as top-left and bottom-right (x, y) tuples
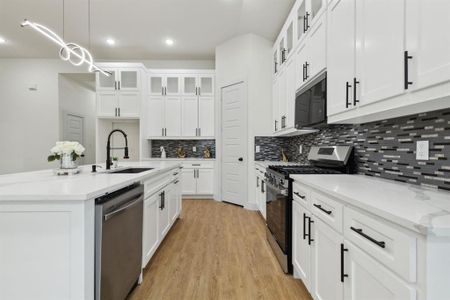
(265, 145), (354, 274)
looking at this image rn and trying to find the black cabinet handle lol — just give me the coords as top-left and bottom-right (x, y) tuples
(308, 217), (314, 245)
(305, 12), (310, 31)
(345, 81), (352, 108)
(281, 49), (286, 63)
(294, 192), (306, 199)
(274, 120), (278, 131)
(340, 243), (349, 282)
(304, 62), (309, 81)
(256, 177), (260, 188)
(114, 81), (117, 90)
(118, 81), (121, 90)
(261, 181), (265, 193)
(159, 192), (164, 210)
(313, 204), (332, 215)
(303, 213), (307, 240)
(274, 61), (278, 74)
(302, 63), (306, 81)
(350, 227), (386, 248)
(353, 77), (360, 105)
(404, 51), (413, 89)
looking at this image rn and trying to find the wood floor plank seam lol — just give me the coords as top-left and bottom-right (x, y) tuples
(129, 200), (312, 300)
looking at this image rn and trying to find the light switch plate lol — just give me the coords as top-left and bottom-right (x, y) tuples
(256, 146), (261, 153)
(193, 146), (197, 152)
(416, 141), (429, 160)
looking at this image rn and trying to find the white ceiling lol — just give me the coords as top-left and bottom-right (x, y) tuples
(0, 0), (295, 60)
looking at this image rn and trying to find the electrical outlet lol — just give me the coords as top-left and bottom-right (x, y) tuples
(193, 146), (197, 152)
(299, 145), (303, 154)
(416, 141), (429, 160)
(256, 146), (261, 153)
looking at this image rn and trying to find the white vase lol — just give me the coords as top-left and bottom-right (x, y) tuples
(60, 153), (77, 169)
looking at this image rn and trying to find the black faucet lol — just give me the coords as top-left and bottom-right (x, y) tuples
(106, 129), (129, 170)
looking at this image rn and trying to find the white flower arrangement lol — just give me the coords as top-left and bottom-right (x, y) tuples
(48, 141), (85, 162)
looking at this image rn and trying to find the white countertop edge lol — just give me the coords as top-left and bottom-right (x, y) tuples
(291, 174), (450, 237)
(143, 158), (216, 161)
(0, 162), (182, 202)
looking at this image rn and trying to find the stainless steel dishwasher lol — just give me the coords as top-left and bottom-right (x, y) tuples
(95, 183), (144, 300)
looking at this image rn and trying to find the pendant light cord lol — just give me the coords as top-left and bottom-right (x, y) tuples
(88, 0), (91, 51)
(62, 0), (65, 39)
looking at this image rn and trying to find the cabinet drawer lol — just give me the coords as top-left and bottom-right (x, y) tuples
(344, 207), (417, 283)
(292, 182), (310, 209)
(182, 161), (214, 169)
(310, 190), (343, 233)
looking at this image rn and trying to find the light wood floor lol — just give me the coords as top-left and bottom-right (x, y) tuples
(129, 199), (312, 300)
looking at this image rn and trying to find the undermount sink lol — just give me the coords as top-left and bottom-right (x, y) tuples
(110, 168), (154, 174)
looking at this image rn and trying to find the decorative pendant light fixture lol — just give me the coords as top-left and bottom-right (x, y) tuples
(20, 0), (110, 76)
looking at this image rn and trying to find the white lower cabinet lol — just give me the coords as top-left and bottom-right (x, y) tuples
(181, 161), (214, 196)
(255, 167), (267, 219)
(292, 181), (423, 300)
(142, 169), (182, 269)
(344, 242), (416, 300)
(142, 192), (159, 267)
(292, 201), (313, 290)
(313, 218), (343, 300)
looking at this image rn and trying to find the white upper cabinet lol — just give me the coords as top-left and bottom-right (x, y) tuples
(355, 0), (406, 105)
(183, 76), (197, 96)
(327, 0), (356, 116)
(307, 0), (326, 28)
(285, 56), (297, 129)
(150, 75), (164, 96)
(97, 69), (117, 91)
(406, 0), (450, 91)
(198, 97), (215, 137)
(147, 96), (165, 137)
(297, 0), (307, 43)
(199, 75), (214, 96)
(146, 70), (215, 138)
(96, 66), (142, 118)
(165, 76), (181, 96)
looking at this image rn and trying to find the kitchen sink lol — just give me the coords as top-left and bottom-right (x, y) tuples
(110, 168), (154, 174)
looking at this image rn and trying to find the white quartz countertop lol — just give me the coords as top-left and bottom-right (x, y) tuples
(144, 158), (216, 161)
(291, 174), (450, 236)
(0, 161), (181, 201)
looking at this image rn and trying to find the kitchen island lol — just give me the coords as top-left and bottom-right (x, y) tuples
(0, 161), (182, 300)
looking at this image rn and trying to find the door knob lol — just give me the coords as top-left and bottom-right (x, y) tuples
(238, 157), (243, 162)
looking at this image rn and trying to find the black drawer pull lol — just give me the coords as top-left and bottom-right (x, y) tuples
(345, 81), (352, 108)
(313, 204), (332, 215)
(303, 213), (307, 240)
(350, 227), (386, 248)
(294, 192), (306, 199)
(340, 243), (349, 282)
(307, 217), (314, 245)
(404, 51), (413, 89)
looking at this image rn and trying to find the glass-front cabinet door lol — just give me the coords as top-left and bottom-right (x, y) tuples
(97, 69), (117, 91)
(309, 0), (325, 26)
(286, 21), (294, 59)
(165, 76), (180, 95)
(183, 76), (197, 96)
(297, 0), (306, 42)
(198, 76), (214, 96)
(273, 47), (279, 75)
(119, 69), (140, 91)
(149, 75), (164, 96)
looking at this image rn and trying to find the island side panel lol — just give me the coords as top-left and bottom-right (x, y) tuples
(0, 199), (95, 300)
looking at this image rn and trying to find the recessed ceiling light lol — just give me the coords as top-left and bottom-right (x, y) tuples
(165, 38), (174, 46)
(106, 38), (115, 46)
(0, 37), (6, 44)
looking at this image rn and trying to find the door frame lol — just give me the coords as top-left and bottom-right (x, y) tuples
(62, 111), (86, 165)
(217, 80), (249, 207)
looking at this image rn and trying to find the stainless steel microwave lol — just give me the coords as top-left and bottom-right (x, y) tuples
(295, 72), (327, 128)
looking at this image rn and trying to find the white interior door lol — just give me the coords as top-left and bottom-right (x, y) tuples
(63, 113), (85, 165)
(221, 82), (246, 206)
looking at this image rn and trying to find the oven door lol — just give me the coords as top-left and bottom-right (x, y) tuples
(266, 181), (288, 253)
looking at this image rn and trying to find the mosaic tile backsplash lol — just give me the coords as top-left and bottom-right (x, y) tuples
(255, 108), (450, 191)
(151, 139), (216, 159)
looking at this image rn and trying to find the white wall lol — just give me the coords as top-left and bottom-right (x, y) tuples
(58, 73), (96, 165)
(0, 59), (90, 174)
(215, 34), (273, 209)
